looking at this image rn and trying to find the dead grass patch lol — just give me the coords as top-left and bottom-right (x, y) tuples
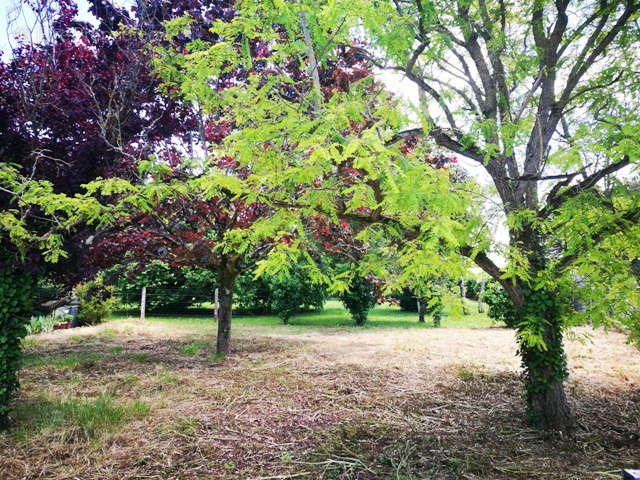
(2, 320), (639, 479)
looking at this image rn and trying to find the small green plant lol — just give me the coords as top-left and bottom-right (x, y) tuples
(155, 371), (178, 384)
(178, 342), (200, 355)
(109, 345), (124, 354)
(75, 275), (116, 326)
(131, 352), (149, 362)
(25, 314), (57, 335)
(21, 337), (39, 348)
(53, 352), (105, 369)
(207, 353), (226, 363)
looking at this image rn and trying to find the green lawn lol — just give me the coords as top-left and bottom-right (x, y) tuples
(114, 299), (495, 333)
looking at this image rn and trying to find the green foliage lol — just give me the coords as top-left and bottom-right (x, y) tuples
(339, 274), (377, 326)
(395, 286), (443, 326)
(75, 275), (116, 326)
(515, 290), (568, 425)
(25, 314), (56, 335)
(464, 279), (480, 301)
(234, 272), (273, 314)
(0, 268), (36, 426)
(396, 288), (419, 312)
(269, 267), (327, 324)
(235, 264), (327, 323)
(105, 262), (216, 313)
(482, 280), (519, 328)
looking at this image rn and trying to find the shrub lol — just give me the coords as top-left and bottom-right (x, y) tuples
(25, 314), (56, 335)
(234, 272), (273, 314)
(75, 275), (116, 326)
(395, 286), (443, 326)
(482, 280), (518, 328)
(0, 268), (36, 427)
(235, 264), (327, 321)
(340, 275), (377, 326)
(464, 278), (480, 300)
(269, 268), (326, 324)
(396, 288), (419, 312)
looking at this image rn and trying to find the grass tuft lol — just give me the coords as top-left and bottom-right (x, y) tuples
(11, 394), (150, 442)
(131, 352), (149, 362)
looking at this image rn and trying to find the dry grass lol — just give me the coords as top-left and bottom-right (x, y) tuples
(2, 317), (639, 479)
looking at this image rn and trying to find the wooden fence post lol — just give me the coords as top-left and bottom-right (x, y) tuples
(140, 286), (146, 321)
(213, 287), (219, 323)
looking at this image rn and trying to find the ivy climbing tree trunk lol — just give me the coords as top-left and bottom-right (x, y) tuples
(518, 312), (572, 430)
(513, 231), (572, 430)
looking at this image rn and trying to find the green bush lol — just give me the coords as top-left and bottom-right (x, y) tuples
(0, 268), (36, 427)
(396, 288), (419, 312)
(395, 286), (443, 326)
(104, 262), (216, 312)
(234, 272), (273, 314)
(340, 275), (377, 326)
(269, 268), (327, 324)
(75, 275), (116, 326)
(482, 280), (518, 328)
(464, 278), (480, 300)
(235, 264), (327, 321)
(25, 314), (56, 335)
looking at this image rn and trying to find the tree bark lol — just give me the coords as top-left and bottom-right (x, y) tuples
(511, 229), (573, 431)
(417, 299), (425, 322)
(518, 311), (573, 431)
(477, 277), (485, 313)
(216, 261), (238, 356)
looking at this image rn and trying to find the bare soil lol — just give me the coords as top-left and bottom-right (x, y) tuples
(1, 319), (639, 479)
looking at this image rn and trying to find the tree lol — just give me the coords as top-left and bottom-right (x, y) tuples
(90, 168), (274, 356)
(167, 0), (640, 431)
(0, 0), (196, 424)
(351, 0), (640, 429)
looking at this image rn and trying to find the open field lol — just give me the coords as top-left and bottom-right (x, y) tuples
(2, 302), (640, 479)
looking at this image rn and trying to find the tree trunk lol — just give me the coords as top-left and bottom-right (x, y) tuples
(460, 279), (469, 315)
(477, 277), (485, 313)
(518, 309), (573, 431)
(417, 299), (425, 322)
(216, 263), (238, 357)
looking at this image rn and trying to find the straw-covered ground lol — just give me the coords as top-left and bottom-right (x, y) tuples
(2, 305), (639, 479)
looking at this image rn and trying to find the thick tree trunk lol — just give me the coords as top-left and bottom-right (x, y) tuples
(509, 226), (573, 430)
(216, 263), (238, 357)
(518, 311), (573, 430)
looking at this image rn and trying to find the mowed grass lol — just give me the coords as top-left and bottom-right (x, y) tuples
(4, 300), (639, 480)
(139, 299), (495, 334)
